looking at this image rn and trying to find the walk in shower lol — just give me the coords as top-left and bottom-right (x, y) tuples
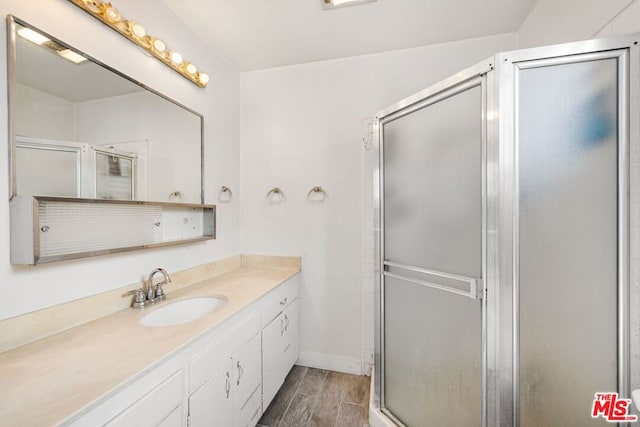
(373, 36), (640, 426)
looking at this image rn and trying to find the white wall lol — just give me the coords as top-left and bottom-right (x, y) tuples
(14, 83), (75, 140)
(239, 33), (517, 373)
(0, 0), (240, 320)
(596, 0), (640, 38)
(518, 0), (640, 48)
(76, 91), (202, 203)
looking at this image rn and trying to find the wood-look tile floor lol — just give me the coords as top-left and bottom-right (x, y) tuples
(258, 366), (371, 427)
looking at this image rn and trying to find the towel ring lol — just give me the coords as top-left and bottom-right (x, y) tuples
(168, 190), (183, 201)
(307, 186), (327, 202)
(266, 187), (285, 204)
(218, 186), (233, 203)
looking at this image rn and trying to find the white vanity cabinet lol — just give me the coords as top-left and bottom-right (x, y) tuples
(64, 273), (300, 427)
(262, 278), (300, 409)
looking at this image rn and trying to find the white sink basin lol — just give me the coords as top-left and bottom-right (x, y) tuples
(139, 296), (228, 327)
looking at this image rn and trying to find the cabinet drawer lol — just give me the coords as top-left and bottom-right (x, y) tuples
(262, 276), (299, 326)
(106, 370), (182, 427)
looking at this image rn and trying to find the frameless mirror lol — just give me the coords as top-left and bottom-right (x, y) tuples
(8, 16), (203, 203)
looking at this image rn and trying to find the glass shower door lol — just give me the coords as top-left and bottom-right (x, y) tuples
(380, 77), (485, 426)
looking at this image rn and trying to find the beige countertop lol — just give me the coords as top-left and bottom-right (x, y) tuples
(0, 263), (300, 426)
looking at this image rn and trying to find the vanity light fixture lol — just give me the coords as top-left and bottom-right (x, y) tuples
(323, 0), (377, 9)
(58, 49), (88, 64)
(18, 27), (88, 64)
(17, 27), (49, 45)
(68, 0), (210, 88)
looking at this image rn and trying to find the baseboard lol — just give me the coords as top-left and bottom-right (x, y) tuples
(364, 361), (374, 376)
(297, 351), (364, 375)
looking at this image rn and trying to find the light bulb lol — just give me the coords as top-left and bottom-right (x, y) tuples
(186, 63), (197, 75)
(83, 0), (102, 13)
(170, 51), (183, 65)
(131, 23), (146, 38)
(199, 73), (210, 85)
(105, 6), (121, 22)
(152, 39), (166, 52)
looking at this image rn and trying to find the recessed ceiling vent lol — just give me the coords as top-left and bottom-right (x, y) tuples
(323, 0), (377, 10)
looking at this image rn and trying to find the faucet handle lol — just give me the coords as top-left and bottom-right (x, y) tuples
(155, 283), (166, 302)
(127, 288), (147, 309)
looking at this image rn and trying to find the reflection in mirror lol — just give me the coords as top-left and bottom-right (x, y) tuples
(11, 18), (203, 203)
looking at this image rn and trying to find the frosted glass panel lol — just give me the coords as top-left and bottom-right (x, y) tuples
(382, 83), (483, 426)
(383, 85), (482, 278)
(16, 146), (78, 197)
(384, 276), (482, 426)
(37, 200), (214, 259)
(518, 58), (618, 427)
(96, 152), (134, 200)
(39, 202), (162, 256)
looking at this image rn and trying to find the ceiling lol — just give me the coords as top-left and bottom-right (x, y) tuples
(16, 29), (144, 103)
(162, 0), (537, 71)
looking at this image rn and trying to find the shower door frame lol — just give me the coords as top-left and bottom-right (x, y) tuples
(373, 34), (640, 427)
(373, 58), (494, 427)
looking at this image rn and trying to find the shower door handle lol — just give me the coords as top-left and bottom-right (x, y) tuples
(383, 261), (481, 300)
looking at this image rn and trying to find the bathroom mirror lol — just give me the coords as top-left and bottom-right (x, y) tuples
(7, 16), (203, 204)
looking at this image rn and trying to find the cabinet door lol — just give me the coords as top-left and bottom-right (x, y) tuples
(158, 406), (183, 427)
(106, 371), (182, 427)
(233, 333), (262, 427)
(262, 312), (285, 408)
(189, 359), (233, 427)
(283, 298), (299, 371)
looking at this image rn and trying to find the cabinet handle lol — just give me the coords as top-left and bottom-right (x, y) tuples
(280, 317), (285, 336)
(280, 297), (288, 306)
(236, 361), (244, 386)
(285, 314), (290, 331)
(225, 371), (230, 398)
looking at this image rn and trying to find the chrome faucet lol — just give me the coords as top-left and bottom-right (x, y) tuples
(128, 268), (172, 309)
(146, 267), (172, 302)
